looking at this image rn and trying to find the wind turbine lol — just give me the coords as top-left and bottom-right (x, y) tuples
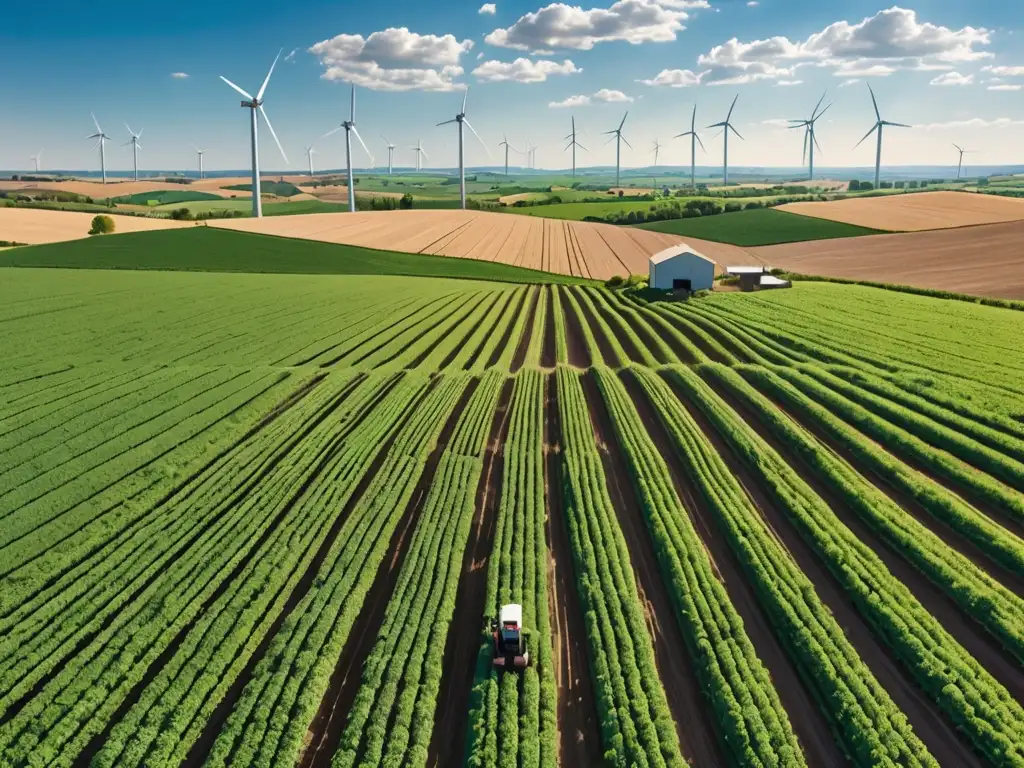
(412, 139), (429, 171)
(381, 135), (396, 175)
(498, 134), (522, 175)
(87, 113), (112, 184)
(322, 86), (374, 213)
(219, 49), (289, 218)
(305, 145), (316, 177)
(854, 84), (910, 189)
(524, 138), (535, 169)
(124, 124), (143, 182)
(437, 88), (489, 209)
(651, 139), (664, 190)
(953, 143), (971, 180)
(674, 105), (705, 189)
(787, 92), (831, 182)
(30, 149), (43, 174)
(192, 146), (207, 179)
(564, 117), (586, 178)
(602, 112), (631, 187)
(708, 95), (743, 186)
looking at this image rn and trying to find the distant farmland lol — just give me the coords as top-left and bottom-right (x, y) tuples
(1, 263), (1023, 767)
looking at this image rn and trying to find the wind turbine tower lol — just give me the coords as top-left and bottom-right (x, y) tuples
(30, 149), (43, 174)
(564, 117), (586, 178)
(788, 92), (831, 181)
(193, 146), (207, 179)
(854, 84), (910, 188)
(437, 88), (488, 209)
(323, 86), (374, 213)
(674, 105), (705, 189)
(953, 143), (971, 179)
(708, 95), (744, 186)
(602, 112), (631, 187)
(412, 139), (428, 171)
(87, 114), (112, 184)
(305, 145), (316, 177)
(219, 49), (289, 218)
(381, 135), (396, 175)
(498, 134), (521, 175)
(125, 124), (143, 182)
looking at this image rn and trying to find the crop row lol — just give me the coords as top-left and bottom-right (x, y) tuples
(555, 366), (685, 768)
(465, 369), (557, 768)
(647, 365), (934, 765)
(331, 371), (506, 768)
(521, 285), (548, 369)
(0, 372), (405, 766)
(700, 363), (1024, 764)
(595, 366), (804, 766)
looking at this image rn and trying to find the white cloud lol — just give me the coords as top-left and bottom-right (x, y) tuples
(636, 68), (701, 87)
(473, 57), (580, 82)
(485, 0), (690, 51)
(170, 72), (189, 79)
(988, 84), (1022, 91)
(479, 2), (497, 13)
(698, 7), (991, 85)
(284, 48), (298, 62)
(775, 79), (803, 86)
(548, 87), (633, 107)
(982, 65), (1024, 76)
(747, 1), (758, 5)
(531, 49), (555, 55)
(920, 117), (1024, 130)
(930, 71), (973, 86)
(838, 78), (860, 88)
(762, 118), (791, 127)
(309, 27), (473, 91)
(477, 52), (485, 60)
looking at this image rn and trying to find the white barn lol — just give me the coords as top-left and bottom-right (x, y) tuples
(648, 245), (715, 292)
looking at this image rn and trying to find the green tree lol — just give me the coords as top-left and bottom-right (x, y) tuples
(88, 215), (115, 235)
(399, 192), (414, 209)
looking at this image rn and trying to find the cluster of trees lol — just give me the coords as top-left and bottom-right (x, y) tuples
(592, 194), (818, 225)
(849, 179), (942, 191)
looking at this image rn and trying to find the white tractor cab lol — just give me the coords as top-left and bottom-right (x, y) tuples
(491, 603), (530, 670)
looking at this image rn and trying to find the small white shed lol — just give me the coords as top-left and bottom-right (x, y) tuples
(649, 245), (716, 292)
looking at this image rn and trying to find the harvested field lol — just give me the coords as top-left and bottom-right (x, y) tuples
(211, 209), (684, 280)
(3, 262), (1023, 768)
(0, 206), (191, 244)
(780, 190), (1024, 231)
(0, 177), (252, 199)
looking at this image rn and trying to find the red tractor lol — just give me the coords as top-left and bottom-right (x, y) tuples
(491, 604), (530, 670)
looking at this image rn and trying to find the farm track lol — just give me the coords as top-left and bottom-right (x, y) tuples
(580, 372), (720, 766)
(622, 369), (845, 767)
(697, 372), (989, 765)
(426, 378), (512, 766)
(544, 373), (603, 766)
(298, 379), (479, 768)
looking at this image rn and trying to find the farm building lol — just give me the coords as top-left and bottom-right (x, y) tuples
(726, 265), (792, 292)
(649, 245), (715, 292)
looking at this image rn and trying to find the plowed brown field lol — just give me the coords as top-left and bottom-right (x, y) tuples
(210, 209), (684, 279)
(0, 207), (192, 245)
(780, 190), (1024, 231)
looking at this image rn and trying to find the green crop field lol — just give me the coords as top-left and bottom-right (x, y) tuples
(634, 207), (885, 245)
(221, 180), (302, 197)
(2, 247), (1023, 768)
(112, 190), (224, 206)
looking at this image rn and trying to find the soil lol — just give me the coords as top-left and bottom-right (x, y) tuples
(544, 373), (603, 765)
(0, 207), (191, 245)
(540, 287), (556, 369)
(580, 372), (725, 767)
(298, 380), (479, 768)
(559, 291), (592, 369)
(509, 286), (540, 372)
(621, 370), (846, 767)
(698, 372), (988, 766)
(427, 379), (513, 767)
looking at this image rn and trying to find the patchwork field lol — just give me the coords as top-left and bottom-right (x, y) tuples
(1, 263), (1022, 768)
(0, 207), (191, 244)
(780, 190), (1024, 231)
(210, 209), (684, 279)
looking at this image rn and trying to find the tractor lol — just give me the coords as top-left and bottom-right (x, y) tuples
(490, 604), (530, 670)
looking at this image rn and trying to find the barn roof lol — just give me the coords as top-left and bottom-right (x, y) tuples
(649, 244), (716, 266)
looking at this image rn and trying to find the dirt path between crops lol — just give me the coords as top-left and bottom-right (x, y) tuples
(505, 287), (537, 372)
(699, 372), (987, 766)
(428, 379), (513, 767)
(580, 372), (723, 767)
(541, 287), (556, 369)
(742, 384), (1024, 703)
(298, 380), (479, 768)
(622, 370), (847, 767)
(571, 291), (622, 367)
(545, 373), (603, 766)
(559, 289), (592, 369)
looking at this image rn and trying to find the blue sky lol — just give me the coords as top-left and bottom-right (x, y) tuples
(1, 0), (1022, 172)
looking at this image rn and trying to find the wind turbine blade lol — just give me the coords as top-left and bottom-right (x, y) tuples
(673, 131), (690, 139)
(420, 145), (429, 160)
(695, 133), (706, 153)
(437, 119), (457, 126)
(811, 91), (826, 120)
(136, 143), (143, 151)
(812, 132), (821, 153)
(707, 121), (727, 129)
(603, 134), (617, 146)
(953, 143), (962, 152)
(868, 83), (881, 121)
(618, 111), (628, 131)
(257, 48), (283, 101)
(351, 126), (374, 165)
(321, 125), (343, 139)
(854, 123), (878, 149)
(620, 134), (632, 150)
(802, 130), (809, 165)
(462, 87), (468, 115)
(463, 119), (491, 158)
(220, 76), (254, 101)
(91, 112), (102, 134)
(816, 103), (832, 121)
(726, 94), (738, 122)
(576, 142), (588, 152)
(350, 86), (355, 122)
(381, 133), (391, 145)
(729, 125), (745, 141)
(192, 144), (200, 152)
(884, 121), (911, 128)
(601, 129), (618, 135)
(259, 105), (288, 163)
(691, 104), (696, 131)
(125, 122), (134, 136)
